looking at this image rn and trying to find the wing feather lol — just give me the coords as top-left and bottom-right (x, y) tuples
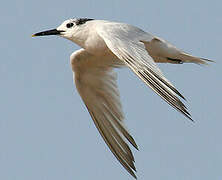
(88, 108), (137, 178)
(71, 49), (138, 178)
(97, 23), (192, 120)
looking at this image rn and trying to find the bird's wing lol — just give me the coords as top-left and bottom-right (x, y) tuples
(96, 23), (192, 120)
(71, 49), (138, 179)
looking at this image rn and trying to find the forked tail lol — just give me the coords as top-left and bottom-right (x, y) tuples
(176, 52), (214, 65)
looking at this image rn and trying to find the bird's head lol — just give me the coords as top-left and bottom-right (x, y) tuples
(32, 18), (94, 41)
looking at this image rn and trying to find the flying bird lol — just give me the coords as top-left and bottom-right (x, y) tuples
(32, 18), (212, 179)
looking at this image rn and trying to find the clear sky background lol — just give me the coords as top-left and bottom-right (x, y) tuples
(1, 0), (221, 180)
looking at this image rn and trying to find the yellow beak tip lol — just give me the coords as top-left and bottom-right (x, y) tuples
(32, 34), (36, 37)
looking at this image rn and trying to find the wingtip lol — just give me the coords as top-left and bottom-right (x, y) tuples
(189, 117), (194, 122)
(132, 173), (137, 179)
(134, 144), (139, 151)
(185, 113), (194, 122)
(189, 116), (195, 123)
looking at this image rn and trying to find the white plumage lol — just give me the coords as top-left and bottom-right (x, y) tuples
(33, 18), (212, 179)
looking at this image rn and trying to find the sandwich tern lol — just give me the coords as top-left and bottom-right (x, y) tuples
(32, 18), (212, 179)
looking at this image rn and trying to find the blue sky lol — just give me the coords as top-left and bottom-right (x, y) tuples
(1, 0), (221, 179)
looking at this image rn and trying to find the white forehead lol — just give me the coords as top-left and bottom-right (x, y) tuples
(56, 19), (76, 30)
(61, 19), (75, 26)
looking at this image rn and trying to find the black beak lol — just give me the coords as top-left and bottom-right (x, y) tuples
(32, 29), (64, 37)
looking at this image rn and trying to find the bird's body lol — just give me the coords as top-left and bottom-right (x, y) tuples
(33, 18), (212, 179)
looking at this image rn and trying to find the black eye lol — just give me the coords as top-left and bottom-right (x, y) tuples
(66, 23), (74, 28)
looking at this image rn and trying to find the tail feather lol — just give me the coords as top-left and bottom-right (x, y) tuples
(142, 37), (214, 65)
(178, 53), (214, 65)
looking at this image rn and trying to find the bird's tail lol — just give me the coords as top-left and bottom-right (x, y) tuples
(176, 52), (214, 65)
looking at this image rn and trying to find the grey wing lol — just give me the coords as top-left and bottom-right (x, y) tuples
(71, 49), (138, 178)
(97, 23), (192, 120)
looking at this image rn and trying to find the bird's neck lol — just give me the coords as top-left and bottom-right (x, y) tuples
(70, 23), (110, 56)
(69, 26), (90, 48)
